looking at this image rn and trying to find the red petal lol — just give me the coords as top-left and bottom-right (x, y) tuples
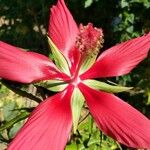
(79, 83), (150, 148)
(49, 0), (80, 69)
(0, 41), (69, 83)
(8, 85), (74, 150)
(81, 33), (150, 79)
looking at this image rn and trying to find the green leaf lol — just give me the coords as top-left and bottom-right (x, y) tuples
(36, 80), (68, 92)
(47, 37), (70, 75)
(84, 0), (93, 8)
(88, 115), (93, 134)
(9, 121), (24, 138)
(127, 14), (134, 24)
(146, 91), (150, 105)
(66, 142), (78, 150)
(3, 101), (18, 121)
(126, 26), (134, 33)
(83, 79), (132, 93)
(121, 0), (129, 8)
(0, 111), (29, 132)
(71, 88), (85, 133)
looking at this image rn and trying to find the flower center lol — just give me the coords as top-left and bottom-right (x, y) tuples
(76, 23), (104, 56)
(71, 75), (81, 87)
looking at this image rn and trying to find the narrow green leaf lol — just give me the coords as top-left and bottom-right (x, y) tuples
(71, 88), (85, 133)
(88, 115), (93, 134)
(83, 79), (132, 93)
(36, 80), (68, 92)
(146, 91), (150, 105)
(47, 37), (70, 75)
(0, 112), (29, 132)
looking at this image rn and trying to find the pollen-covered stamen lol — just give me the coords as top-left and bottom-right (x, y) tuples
(76, 23), (104, 57)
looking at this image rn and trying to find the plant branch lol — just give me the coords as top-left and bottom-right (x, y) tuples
(1, 80), (42, 103)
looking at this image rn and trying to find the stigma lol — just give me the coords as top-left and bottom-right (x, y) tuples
(76, 23), (104, 56)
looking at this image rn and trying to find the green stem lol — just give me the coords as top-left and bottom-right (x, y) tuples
(0, 112), (29, 132)
(1, 80), (42, 103)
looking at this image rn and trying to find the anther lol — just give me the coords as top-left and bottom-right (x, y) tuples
(76, 23), (104, 56)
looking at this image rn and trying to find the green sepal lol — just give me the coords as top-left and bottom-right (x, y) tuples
(83, 79), (132, 93)
(36, 80), (68, 92)
(47, 37), (70, 75)
(79, 54), (97, 75)
(0, 111), (29, 132)
(71, 88), (85, 133)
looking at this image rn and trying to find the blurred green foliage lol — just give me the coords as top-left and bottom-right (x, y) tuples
(0, 0), (150, 149)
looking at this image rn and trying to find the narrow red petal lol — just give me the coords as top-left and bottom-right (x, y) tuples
(49, 0), (80, 69)
(81, 33), (150, 79)
(8, 85), (74, 150)
(0, 41), (69, 83)
(79, 83), (150, 148)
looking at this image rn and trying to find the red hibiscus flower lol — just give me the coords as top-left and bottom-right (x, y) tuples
(0, 0), (150, 149)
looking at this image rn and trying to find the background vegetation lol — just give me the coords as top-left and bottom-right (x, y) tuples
(0, 0), (150, 149)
